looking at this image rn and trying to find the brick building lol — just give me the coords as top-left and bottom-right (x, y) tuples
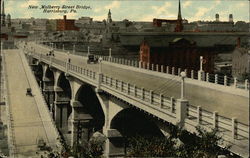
(139, 38), (215, 73)
(56, 15), (79, 31)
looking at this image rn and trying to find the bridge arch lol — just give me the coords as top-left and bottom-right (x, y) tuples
(34, 63), (44, 87)
(55, 72), (72, 133)
(73, 84), (105, 141)
(107, 107), (164, 155)
(57, 73), (72, 99)
(110, 108), (164, 138)
(43, 67), (55, 111)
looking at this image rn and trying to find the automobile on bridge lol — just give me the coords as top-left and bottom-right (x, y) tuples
(87, 54), (98, 64)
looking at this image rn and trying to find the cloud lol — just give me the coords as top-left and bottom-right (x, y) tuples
(149, 2), (176, 20)
(236, 2), (245, 7)
(20, 1), (39, 8)
(194, 7), (210, 18)
(92, 15), (106, 21)
(215, 0), (221, 5)
(93, 8), (101, 13)
(104, 1), (120, 10)
(183, 1), (192, 8)
(152, 2), (172, 15)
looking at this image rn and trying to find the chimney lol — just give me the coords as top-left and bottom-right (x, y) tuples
(63, 15), (66, 20)
(229, 14), (233, 22)
(237, 37), (241, 48)
(215, 13), (219, 22)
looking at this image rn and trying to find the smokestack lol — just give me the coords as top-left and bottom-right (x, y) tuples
(229, 14), (233, 22)
(215, 13), (219, 22)
(237, 37), (241, 48)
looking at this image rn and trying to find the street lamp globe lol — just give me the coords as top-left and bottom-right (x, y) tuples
(180, 71), (186, 78)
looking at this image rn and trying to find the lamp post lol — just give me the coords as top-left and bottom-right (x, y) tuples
(198, 56), (205, 81)
(200, 56), (203, 71)
(87, 46), (90, 56)
(109, 48), (112, 61)
(73, 44), (75, 54)
(99, 57), (103, 73)
(180, 71), (186, 100)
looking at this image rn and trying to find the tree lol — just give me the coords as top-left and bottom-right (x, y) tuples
(126, 126), (233, 158)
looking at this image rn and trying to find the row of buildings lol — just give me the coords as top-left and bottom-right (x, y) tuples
(1, 0), (249, 79)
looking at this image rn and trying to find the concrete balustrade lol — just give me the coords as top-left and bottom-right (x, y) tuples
(197, 106), (201, 124)
(213, 111), (218, 129)
(141, 88), (145, 100)
(121, 81), (123, 91)
(151, 64), (154, 71)
(134, 85), (137, 97)
(159, 94), (163, 108)
(234, 77), (237, 88)
(166, 66), (169, 74)
(184, 69), (187, 76)
(143, 62), (146, 69)
(176, 99), (188, 124)
(206, 73), (209, 82)
(139, 61), (142, 68)
(245, 79), (248, 90)
(224, 75), (227, 86)
(110, 77), (113, 87)
(172, 67), (175, 75)
(135, 61), (138, 67)
(127, 83), (130, 94)
(191, 70), (194, 79)
(178, 68), (181, 76)
(161, 65), (164, 72)
(150, 90), (153, 104)
(232, 117), (237, 139)
(115, 79), (118, 89)
(215, 74), (218, 84)
(170, 97), (174, 113)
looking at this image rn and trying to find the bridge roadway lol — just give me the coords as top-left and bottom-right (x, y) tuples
(29, 42), (249, 125)
(3, 49), (60, 157)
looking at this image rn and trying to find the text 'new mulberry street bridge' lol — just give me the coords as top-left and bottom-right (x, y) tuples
(18, 41), (249, 157)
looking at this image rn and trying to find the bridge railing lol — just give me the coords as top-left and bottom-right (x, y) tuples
(1, 50), (17, 156)
(186, 104), (249, 141)
(101, 75), (177, 117)
(93, 54), (249, 91)
(27, 43), (249, 91)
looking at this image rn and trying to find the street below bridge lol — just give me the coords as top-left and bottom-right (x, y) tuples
(31, 42), (249, 125)
(3, 49), (60, 157)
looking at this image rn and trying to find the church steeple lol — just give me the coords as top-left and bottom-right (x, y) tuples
(175, 0), (183, 32)
(107, 9), (112, 23)
(2, 0), (4, 15)
(1, 0), (5, 26)
(177, 0), (182, 20)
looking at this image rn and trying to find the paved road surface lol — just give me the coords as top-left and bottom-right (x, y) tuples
(30, 43), (249, 125)
(4, 49), (59, 157)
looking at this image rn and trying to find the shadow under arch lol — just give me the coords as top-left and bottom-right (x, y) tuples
(44, 67), (55, 110)
(34, 63), (43, 87)
(110, 108), (164, 138)
(56, 72), (72, 131)
(74, 84), (105, 134)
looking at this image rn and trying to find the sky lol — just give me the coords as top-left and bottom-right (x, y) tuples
(4, 0), (250, 22)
